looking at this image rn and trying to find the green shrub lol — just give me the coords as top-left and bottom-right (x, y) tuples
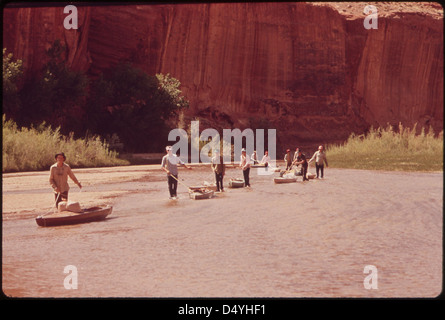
(327, 123), (443, 171)
(2, 115), (129, 172)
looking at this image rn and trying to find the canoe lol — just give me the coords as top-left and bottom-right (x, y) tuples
(274, 177), (297, 184)
(251, 164), (267, 168)
(191, 183), (218, 191)
(189, 190), (214, 200)
(206, 185), (218, 191)
(228, 179), (244, 188)
(189, 186), (207, 192)
(35, 206), (112, 227)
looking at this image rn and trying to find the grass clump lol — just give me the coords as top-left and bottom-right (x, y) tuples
(2, 115), (129, 172)
(327, 123), (443, 172)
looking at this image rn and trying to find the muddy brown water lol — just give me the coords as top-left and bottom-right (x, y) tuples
(2, 164), (443, 297)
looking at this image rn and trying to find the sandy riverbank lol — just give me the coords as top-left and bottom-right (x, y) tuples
(2, 164), (443, 297)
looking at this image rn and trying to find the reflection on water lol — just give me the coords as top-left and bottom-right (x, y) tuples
(2, 167), (443, 297)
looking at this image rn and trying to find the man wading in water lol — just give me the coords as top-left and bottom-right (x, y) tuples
(240, 148), (251, 187)
(211, 150), (225, 192)
(49, 152), (82, 207)
(309, 145), (328, 179)
(161, 146), (192, 199)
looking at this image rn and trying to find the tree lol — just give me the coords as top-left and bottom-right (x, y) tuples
(156, 73), (189, 111)
(7, 40), (189, 153)
(2, 48), (23, 118)
(86, 63), (189, 152)
(19, 40), (89, 133)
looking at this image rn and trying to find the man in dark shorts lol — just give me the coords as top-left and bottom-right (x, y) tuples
(211, 150), (226, 192)
(161, 146), (192, 199)
(49, 152), (82, 207)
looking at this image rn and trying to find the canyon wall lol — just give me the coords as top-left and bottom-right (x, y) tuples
(3, 5), (91, 74)
(3, 2), (443, 149)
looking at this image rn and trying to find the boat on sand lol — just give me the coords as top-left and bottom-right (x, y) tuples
(189, 189), (214, 200)
(228, 178), (244, 188)
(35, 206), (112, 227)
(274, 177), (297, 184)
(190, 183), (218, 191)
(251, 164), (267, 168)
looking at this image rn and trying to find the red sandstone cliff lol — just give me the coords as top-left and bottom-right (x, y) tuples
(3, 2), (443, 148)
(3, 5), (91, 74)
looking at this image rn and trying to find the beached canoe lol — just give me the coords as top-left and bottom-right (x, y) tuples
(251, 164), (267, 168)
(190, 183), (218, 191)
(274, 177), (297, 184)
(190, 186), (210, 192)
(35, 206), (112, 227)
(189, 190), (214, 200)
(228, 179), (244, 188)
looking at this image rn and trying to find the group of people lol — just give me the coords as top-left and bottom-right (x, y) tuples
(159, 145), (327, 199)
(160, 147), (270, 198)
(48, 145), (327, 203)
(284, 145), (328, 181)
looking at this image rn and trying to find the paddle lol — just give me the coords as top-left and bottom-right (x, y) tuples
(41, 192), (61, 217)
(168, 173), (206, 193)
(280, 164), (295, 176)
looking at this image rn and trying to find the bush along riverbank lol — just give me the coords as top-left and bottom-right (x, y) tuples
(2, 115), (129, 173)
(327, 124), (443, 172)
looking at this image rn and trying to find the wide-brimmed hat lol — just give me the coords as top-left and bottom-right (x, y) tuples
(55, 152), (66, 160)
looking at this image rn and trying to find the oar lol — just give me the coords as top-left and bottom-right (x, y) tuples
(42, 192), (61, 217)
(281, 163), (295, 176)
(173, 174), (209, 194)
(169, 174), (199, 193)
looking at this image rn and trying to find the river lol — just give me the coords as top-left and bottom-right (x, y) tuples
(2, 164), (442, 297)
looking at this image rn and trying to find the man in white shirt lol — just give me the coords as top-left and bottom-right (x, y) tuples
(161, 146), (192, 199)
(293, 147), (300, 162)
(240, 148), (251, 187)
(260, 150), (270, 167)
(308, 145), (328, 178)
(251, 150), (259, 165)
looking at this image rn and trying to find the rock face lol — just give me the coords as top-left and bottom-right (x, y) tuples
(3, 5), (91, 75)
(3, 2), (443, 149)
